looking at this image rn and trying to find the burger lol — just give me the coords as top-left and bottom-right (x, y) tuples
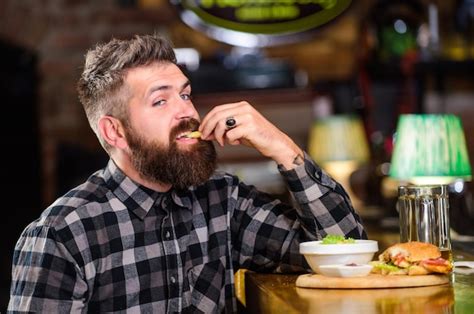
(371, 242), (452, 276)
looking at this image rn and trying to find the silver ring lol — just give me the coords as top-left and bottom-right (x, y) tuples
(225, 116), (236, 129)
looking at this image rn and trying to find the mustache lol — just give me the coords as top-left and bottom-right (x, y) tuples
(170, 118), (201, 139)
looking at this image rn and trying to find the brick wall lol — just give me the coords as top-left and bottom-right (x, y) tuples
(0, 0), (367, 205)
(0, 0), (180, 204)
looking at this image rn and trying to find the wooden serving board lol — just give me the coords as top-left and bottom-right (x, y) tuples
(296, 273), (450, 289)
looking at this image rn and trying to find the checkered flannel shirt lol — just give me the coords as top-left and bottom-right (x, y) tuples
(8, 153), (366, 313)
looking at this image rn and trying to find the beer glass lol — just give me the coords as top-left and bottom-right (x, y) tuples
(397, 185), (451, 261)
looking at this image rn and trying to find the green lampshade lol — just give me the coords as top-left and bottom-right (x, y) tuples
(308, 115), (370, 164)
(390, 114), (472, 184)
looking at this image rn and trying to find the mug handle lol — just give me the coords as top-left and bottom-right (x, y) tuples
(416, 196), (436, 243)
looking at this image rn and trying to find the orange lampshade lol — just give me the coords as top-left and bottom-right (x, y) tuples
(308, 115), (370, 165)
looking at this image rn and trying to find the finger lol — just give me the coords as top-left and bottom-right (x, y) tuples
(202, 113), (231, 146)
(214, 121), (227, 147)
(201, 133), (216, 142)
(227, 139), (241, 146)
(200, 102), (245, 127)
(224, 115), (254, 144)
(200, 109), (237, 139)
(216, 114), (242, 146)
(224, 128), (244, 146)
(199, 102), (248, 137)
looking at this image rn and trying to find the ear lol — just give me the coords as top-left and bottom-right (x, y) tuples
(98, 116), (128, 150)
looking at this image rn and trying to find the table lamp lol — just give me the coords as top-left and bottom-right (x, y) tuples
(308, 115), (370, 210)
(389, 114), (472, 253)
(390, 114), (472, 185)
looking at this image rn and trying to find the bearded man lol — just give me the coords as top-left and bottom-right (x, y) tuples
(8, 34), (366, 313)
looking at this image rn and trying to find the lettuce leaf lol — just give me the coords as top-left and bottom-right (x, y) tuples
(370, 261), (408, 275)
(321, 234), (356, 244)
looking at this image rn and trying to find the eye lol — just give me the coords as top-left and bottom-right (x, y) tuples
(153, 99), (166, 107)
(181, 93), (192, 101)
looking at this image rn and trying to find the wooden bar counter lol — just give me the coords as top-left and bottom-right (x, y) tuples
(244, 270), (474, 313)
(238, 222), (474, 313)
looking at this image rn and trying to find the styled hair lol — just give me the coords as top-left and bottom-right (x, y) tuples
(77, 34), (177, 152)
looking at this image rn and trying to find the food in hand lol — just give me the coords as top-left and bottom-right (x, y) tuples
(371, 242), (452, 275)
(183, 131), (202, 139)
(321, 234), (356, 244)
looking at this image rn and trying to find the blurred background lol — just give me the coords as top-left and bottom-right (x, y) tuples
(1, 0), (474, 309)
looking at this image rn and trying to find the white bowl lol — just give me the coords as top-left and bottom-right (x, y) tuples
(299, 240), (378, 274)
(318, 264), (373, 277)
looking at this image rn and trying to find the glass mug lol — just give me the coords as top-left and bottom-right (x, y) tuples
(397, 185), (452, 262)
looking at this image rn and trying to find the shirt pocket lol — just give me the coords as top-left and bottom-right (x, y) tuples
(187, 258), (226, 313)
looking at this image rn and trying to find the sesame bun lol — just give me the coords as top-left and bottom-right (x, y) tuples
(383, 242), (441, 263)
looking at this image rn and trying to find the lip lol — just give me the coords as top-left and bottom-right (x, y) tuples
(176, 137), (198, 143)
(176, 130), (201, 140)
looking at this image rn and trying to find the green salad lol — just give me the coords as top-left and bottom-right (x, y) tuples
(321, 234), (356, 244)
(370, 261), (400, 272)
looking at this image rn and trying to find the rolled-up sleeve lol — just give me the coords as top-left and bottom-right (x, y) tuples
(231, 152), (366, 272)
(278, 152), (366, 239)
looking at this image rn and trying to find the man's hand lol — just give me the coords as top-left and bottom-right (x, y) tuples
(199, 101), (304, 169)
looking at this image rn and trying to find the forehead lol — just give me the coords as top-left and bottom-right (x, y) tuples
(124, 62), (188, 88)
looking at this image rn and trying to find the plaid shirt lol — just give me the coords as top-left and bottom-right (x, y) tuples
(9, 153), (366, 313)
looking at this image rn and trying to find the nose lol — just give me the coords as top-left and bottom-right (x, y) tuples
(175, 96), (199, 120)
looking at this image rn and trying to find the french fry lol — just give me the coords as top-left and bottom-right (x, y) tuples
(184, 131), (201, 139)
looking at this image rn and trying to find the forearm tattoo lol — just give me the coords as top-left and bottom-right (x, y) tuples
(293, 154), (304, 166)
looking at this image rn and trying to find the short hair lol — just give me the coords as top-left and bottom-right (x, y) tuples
(77, 34), (177, 152)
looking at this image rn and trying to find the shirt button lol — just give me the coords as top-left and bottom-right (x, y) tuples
(165, 231), (170, 239)
(170, 276), (176, 284)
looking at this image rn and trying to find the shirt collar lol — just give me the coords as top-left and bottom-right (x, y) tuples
(103, 159), (164, 220)
(102, 159), (194, 219)
(171, 188), (193, 209)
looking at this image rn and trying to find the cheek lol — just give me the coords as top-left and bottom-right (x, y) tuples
(129, 124), (167, 149)
(139, 115), (171, 140)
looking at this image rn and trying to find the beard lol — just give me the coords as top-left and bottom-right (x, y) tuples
(125, 118), (217, 190)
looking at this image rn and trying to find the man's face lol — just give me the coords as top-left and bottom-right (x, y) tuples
(122, 62), (217, 189)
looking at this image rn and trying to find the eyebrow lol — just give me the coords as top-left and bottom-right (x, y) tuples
(147, 80), (191, 96)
